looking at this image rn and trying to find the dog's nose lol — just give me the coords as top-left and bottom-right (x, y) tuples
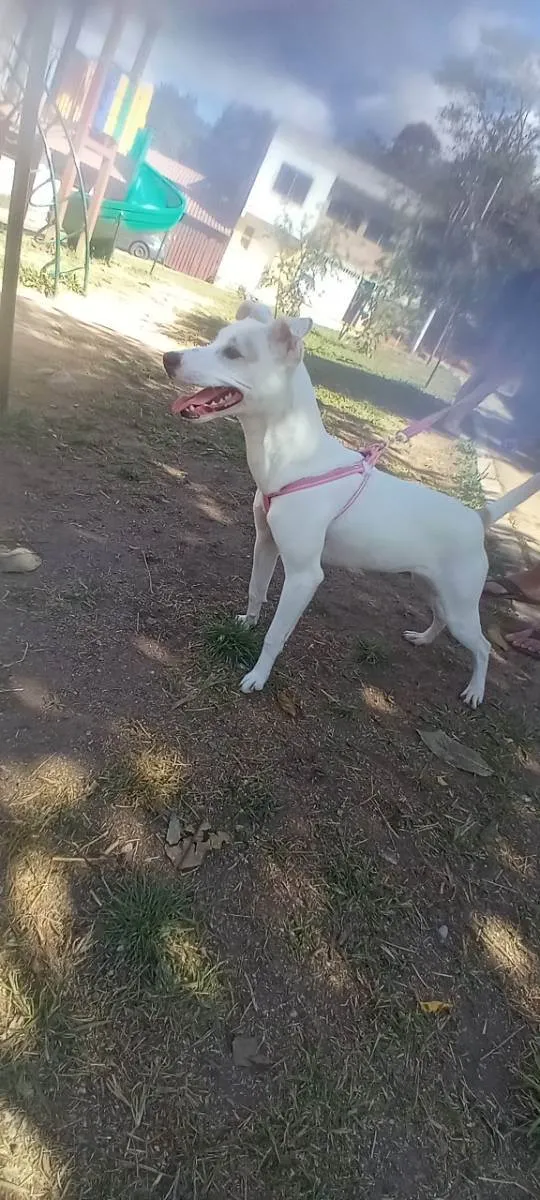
(163, 350), (182, 378)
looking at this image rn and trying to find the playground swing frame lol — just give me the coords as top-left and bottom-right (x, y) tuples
(0, 39), (91, 295)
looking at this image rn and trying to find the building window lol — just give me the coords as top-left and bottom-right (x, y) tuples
(241, 225), (255, 249)
(272, 162), (313, 206)
(327, 195), (364, 233)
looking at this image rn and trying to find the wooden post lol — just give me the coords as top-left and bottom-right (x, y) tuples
(5, 3), (32, 102)
(47, 0), (90, 110)
(56, 2), (125, 225)
(85, 19), (157, 244)
(85, 147), (114, 241)
(0, 0), (56, 412)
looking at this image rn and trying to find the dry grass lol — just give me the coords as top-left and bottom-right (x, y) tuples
(0, 287), (538, 1199)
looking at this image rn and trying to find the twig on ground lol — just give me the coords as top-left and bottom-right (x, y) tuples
(1, 641), (29, 669)
(141, 550), (154, 595)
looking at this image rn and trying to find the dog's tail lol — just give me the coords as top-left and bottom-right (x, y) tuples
(481, 470), (540, 530)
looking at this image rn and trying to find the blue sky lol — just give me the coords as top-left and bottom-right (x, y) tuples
(75, 1), (540, 140)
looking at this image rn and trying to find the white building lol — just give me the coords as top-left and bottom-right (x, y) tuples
(216, 124), (418, 330)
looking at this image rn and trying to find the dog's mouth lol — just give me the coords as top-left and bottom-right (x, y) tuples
(170, 386), (244, 419)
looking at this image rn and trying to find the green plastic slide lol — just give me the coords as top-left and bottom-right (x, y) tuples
(63, 129), (186, 247)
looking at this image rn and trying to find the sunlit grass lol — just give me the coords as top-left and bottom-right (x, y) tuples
(101, 873), (222, 1005)
(307, 325), (459, 401)
(317, 384), (402, 441)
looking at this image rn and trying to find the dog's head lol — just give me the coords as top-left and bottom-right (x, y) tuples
(163, 300), (313, 422)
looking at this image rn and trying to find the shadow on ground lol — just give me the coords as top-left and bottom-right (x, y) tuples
(0, 293), (538, 1199)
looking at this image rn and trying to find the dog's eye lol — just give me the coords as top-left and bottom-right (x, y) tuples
(222, 344), (242, 360)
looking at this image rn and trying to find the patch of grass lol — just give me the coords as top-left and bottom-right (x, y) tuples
(0, 406), (48, 447)
(203, 612), (262, 670)
(320, 833), (416, 976)
(6, 753), (90, 815)
(518, 1041), (540, 1151)
(307, 326), (459, 401)
(93, 735), (188, 814)
(225, 774), (278, 835)
(101, 873), (220, 1002)
(283, 912), (322, 962)
(19, 262), (57, 297)
(0, 1069), (66, 1194)
(206, 416), (245, 459)
(114, 460), (147, 482)
(354, 635), (389, 666)
(318, 384), (402, 441)
(19, 260), (84, 297)
(0, 964), (71, 1062)
(238, 1045), (375, 1200)
(454, 438), (485, 509)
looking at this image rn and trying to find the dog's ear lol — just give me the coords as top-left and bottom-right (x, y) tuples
(284, 316), (313, 338)
(236, 300), (273, 324)
(269, 317), (311, 364)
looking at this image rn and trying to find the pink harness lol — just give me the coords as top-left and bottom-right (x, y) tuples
(262, 401), (450, 518)
(262, 443), (384, 517)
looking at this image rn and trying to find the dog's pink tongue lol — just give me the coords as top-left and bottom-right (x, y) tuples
(170, 387), (218, 414)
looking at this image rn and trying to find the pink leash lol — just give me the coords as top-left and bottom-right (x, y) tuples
(398, 402), (452, 441)
(262, 399), (453, 518)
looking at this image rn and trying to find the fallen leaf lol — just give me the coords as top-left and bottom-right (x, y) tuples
(276, 688), (302, 718)
(164, 818), (230, 870)
(232, 1035), (271, 1069)
(419, 1000), (453, 1015)
(166, 813), (182, 846)
(417, 729), (493, 776)
(487, 624), (509, 653)
(208, 831), (231, 850)
(164, 841), (181, 867)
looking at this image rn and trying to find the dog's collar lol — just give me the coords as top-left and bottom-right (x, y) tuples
(262, 446), (383, 517)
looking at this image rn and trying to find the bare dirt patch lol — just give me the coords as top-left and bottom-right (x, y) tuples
(0, 295), (538, 1199)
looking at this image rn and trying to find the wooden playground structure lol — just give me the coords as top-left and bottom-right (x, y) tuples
(0, 0), (164, 408)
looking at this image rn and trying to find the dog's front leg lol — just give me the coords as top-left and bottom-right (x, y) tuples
(237, 496), (278, 628)
(240, 560), (324, 693)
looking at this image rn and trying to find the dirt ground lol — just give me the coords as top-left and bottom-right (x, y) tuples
(0, 293), (539, 1200)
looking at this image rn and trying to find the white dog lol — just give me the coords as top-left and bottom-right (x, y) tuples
(163, 301), (540, 707)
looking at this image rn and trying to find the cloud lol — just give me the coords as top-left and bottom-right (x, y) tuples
(245, 75), (331, 137)
(354, 4), (540, 138)
(149, 34), (332, 137)
(356, 71), (449, 136)
(450, 5), (518, 54)
(76, 5), (332, 137)
(71, 0), (540, 143)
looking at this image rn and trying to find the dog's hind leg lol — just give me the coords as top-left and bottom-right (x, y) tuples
(404, 595), (446, 646)
(447, 607), (491, 707)
(237, 495), (278, 628)
(435, 558), (491, 707)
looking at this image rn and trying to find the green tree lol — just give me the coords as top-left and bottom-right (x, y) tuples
(389, 123), (441, 180)
(261, 214), (341, 317)
(146, 84), (208, 161)
(393, 33), (540, 327)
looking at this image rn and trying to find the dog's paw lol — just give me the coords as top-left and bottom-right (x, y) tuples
(240, 667), (267, 693)
(403, 629), (427, 646)
(236, 613), (258, 629)
(460, 683), (484, 708)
